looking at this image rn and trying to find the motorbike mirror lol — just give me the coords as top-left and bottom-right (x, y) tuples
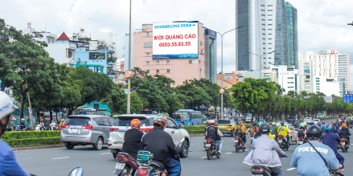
(68, 167), (84, 176)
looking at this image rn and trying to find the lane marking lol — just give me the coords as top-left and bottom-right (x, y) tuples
(225, 152), (233, 155)
(201, 156), (207, 159)
(51, 156), (70, 160)
(100, 152), (111, 155)
(287, 167), (296, 171)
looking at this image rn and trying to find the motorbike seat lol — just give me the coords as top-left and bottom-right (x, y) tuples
(151, 160), (166, 170)
(117, 152), (137, 161)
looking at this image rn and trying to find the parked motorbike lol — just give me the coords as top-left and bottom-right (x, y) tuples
(251, 165), (272, 176)
(205, 138), (220, 160)
(277, 135), (289, 151)
(340, 137), (349, 152)
(134, 150), (167, 176)
(115, 152), (139, 176)
(234, 135), (246, 153)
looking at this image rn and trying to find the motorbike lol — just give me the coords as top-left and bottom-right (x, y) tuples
(234, 135), (246, 153)
(340, 137), (349, 152)
(329, 169), (344, 176)
(115, 152), (139, 176)
(251, 165), (272, 176)
(277, 135), (289, 151)
(134, 150), (168, 176)
(68, 167), (84, 176)
(205, 138), (220, 160)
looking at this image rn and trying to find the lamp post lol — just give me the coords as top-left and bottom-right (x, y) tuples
(248, 50), (275, 78)
(216, 26), (242, 119)
(127, 0), (132, 114)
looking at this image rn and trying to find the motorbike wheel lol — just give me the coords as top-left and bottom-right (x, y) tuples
(207, 149), (212, 160)
(235, 145), (239, 153)
(216, 152), (220, 159)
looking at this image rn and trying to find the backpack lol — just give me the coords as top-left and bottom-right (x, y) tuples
(206, 126), (221, 140)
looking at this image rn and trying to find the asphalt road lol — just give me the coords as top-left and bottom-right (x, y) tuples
(15, 132), (353, 176)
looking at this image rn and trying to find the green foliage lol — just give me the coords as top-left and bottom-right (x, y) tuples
(182, 125), (205, 134)
(2, 131), (61, 148)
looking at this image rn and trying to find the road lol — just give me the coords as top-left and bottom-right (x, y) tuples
(15, 133), (353, 176)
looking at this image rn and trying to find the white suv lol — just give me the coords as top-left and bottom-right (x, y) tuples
(108, 114), (190, 159)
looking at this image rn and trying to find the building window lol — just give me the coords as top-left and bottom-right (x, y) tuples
(166, 60), (170, 64)
(156, 69), (159, 74)
(146, 52), (150, 56)
(167, 69), (170, 73)
(143, 42), (152, 48)
(146, 70), (150, 73)
(189, 60), (193, 64)
(146, 32), (150, 37)
(156, 61), (160, 64)
(200, 41), (202, 46)
(146, 61), (150, 65)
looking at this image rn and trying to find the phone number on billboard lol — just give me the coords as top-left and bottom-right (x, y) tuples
(158, 41), (192, 47)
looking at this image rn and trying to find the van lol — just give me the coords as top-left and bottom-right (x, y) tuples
(60, 115), (114, 150)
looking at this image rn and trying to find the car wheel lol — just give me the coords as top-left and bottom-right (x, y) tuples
(65, 143), (74, 150)
(180, 140), (189, 158)
(93, 137), (103, 150)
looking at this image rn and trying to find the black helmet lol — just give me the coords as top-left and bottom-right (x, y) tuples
(259, 123), (270, 134)
(306, 125), (322, 140)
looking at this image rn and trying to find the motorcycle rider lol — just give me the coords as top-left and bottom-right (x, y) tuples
(297, 122), (306, 139)
(276, 122), (290, 146)
(332, 122), (339, 133)
(142, 117), (181, 176)
(205, 119), (223, 154)
(270, 122), (278, 140)
(121, 119), (144, 157)
(234, 120), (247, 145)
(338, 123), (351, 144)
(243, 123), (286, 176)
(321, 124), (345, 169)
(0, 91), (30, 176)
(291, 125), (340, 175)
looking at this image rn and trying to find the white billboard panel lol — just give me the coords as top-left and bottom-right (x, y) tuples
(152, 22), (198, 59)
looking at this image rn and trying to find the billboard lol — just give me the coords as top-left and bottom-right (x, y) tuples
(152, 22), (198, 60)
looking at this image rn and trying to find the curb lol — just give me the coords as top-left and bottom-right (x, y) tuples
(13, 144), (64, 151)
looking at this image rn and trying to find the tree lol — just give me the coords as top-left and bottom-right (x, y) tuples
(176, 80), (212, 110)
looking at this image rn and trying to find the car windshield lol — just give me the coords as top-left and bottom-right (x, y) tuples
(115, 117), (151, 127)
(66, 117), (91, 126)
(217, 120), (231, 124)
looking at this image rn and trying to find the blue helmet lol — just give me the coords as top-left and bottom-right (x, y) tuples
(280, 122), (284, 126)
(325, 125), (333, 132)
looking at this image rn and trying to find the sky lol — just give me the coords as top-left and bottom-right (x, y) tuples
(1, 0), (353, 77)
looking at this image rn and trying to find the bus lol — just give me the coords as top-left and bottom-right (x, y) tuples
(172, 109), (204, 126)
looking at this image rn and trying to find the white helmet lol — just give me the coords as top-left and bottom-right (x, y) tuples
(0, 91), (16, 120)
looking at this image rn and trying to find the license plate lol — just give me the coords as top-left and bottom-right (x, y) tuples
(342, 142), (345, 145)
(115, 163), (125, 170)
(299, 141), (303, 144)
(234, 140), (239, 143)
(69, 128), (79, 133)
(278, 139), (282, 143)
(205, 144), (211, 148)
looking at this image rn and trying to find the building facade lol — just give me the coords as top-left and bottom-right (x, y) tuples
(236, 0), (297, 71)
(133, 21), (217, 86)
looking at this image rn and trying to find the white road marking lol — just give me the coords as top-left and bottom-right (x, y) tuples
(201, 156), (207, 159)
(100, 152), (111, 155)
(287, 167), (296, 171)
(225, 152), (233, 155)
(51, 156), (70, 160)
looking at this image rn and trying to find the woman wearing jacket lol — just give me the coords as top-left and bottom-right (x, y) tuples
(243, 123), (286, 176)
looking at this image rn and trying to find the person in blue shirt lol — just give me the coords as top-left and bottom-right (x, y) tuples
(321, 124), (345, 169)
(291, 125), (340, 176)
(0, 91), (30, 176)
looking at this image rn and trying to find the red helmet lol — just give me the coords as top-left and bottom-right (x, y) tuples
(208, 120), (217, 125)
(342, 123), (347, 128)
(130, 119), (141, 127)
(153, 117), (167, 127)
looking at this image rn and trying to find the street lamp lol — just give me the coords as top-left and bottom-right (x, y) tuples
(248, 50), (275, 78)
(216, 26), (242, 119)
(127, 0), (132, 114)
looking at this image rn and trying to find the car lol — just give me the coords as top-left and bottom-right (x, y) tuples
(216, 120), (236, 136)
(108, 114), (190, 159)
(287, 115), (298, 127)
(303, 117), (313, 123)
(313, 119), (321, 125)
(60, 115), (115, 150)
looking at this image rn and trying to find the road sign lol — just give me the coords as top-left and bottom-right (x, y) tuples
(343, 94), (353, 102)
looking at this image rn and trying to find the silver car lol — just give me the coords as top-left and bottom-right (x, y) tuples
(60, 115), (114, 150)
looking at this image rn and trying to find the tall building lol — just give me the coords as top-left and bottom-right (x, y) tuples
(298, 50), (350, 96)
(236, 0), (297, 71)
(133, 21), (217, 86)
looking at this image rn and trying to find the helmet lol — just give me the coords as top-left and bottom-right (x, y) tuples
(299, 122), (305, 127)
(208, 120), (216, 125)
(342, 123), (347, 128)
(306, 125), (322, 140)
(0, 91), (17, 137)
(259, 123), (270, 134)
(271, 122), (276, 126)
(325, 125), (333, 132)
(257, 121), (263, 126)
(130, 119), (141, 128)
(0, 91), (16, 120)
(153, 117), (167, 127)
(280, 122), (284, 126)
